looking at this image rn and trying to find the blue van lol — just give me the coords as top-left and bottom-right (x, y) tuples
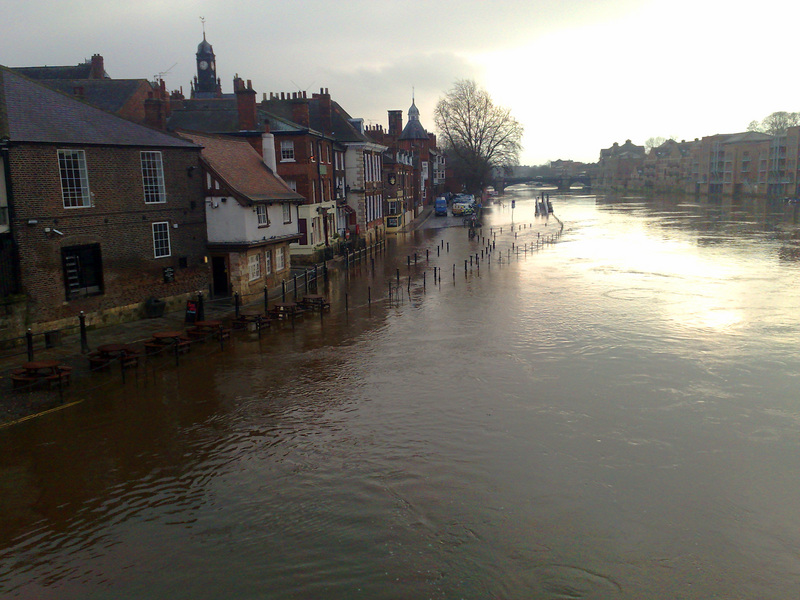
(434, 196), (448, 216)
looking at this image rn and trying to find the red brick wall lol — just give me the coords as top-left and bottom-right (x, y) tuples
(8, 143), (209, 325)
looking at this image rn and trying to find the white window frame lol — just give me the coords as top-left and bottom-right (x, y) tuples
(282, 203), (292, 224)
(141, 151), (166, 204)
(280, 140), (295, 162)
(58, 149), (91, 208)
(152, 221), (171, 258)
(256, 204), (269, 226)
(265, 249), (272, 275)
(276, 246), (285, 271)
(248, 253), (261, 281)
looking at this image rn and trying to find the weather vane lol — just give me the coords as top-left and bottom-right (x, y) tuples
(200, 16), (206, 38)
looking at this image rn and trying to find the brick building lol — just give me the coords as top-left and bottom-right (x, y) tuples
(365, 118), (414, 233)
(640, 139), (696, 193)
(0, 67), (208, 342)
(686, 132), (773, 196)
(596, 139), (646, 189)
(261, 90), (386, 243)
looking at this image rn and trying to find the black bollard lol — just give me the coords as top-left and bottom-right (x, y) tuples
(234, 292), (240, 318)
(423, 271), (426, 291)
(437, 246), (440, 256)
(264, 286), (269, 314)
(396, 268), (400, 285)
(26, 328), (34, 362)
(79, 311), (89, 353)
(368, 286), (371, 306)
(345, 293), (349, 313)
(447, 242), (450, 252)
(294, 275), (299, 301)
(281, 280), (286, 302)
(426, 249), (429, 261)
(197, 291), (205, 322)
(414, 253), (417, 264)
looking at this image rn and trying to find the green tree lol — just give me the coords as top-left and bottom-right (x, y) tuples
(434, 79), (523, 193)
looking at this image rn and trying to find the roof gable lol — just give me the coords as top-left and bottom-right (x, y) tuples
(178, 131), (303, 203)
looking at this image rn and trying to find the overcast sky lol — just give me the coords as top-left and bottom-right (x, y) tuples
(2, 0), (799, 165)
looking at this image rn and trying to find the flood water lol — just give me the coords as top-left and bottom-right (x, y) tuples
(2, 187), (800, 599)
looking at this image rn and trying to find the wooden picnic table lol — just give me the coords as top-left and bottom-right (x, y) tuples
(13, 360), (71, 390)
(193, 320), (221, 329)
(152, 331), (184, 342)
(90, 343), (139, 370)
(269, 302), (305, 320)
(97, 343), (136, 356)
(300, 295), (330, 310)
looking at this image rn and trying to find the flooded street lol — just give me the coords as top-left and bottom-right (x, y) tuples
(3, 187), (800, 598)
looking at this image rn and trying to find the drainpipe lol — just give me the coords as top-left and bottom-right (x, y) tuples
(317, 138), (329, 246)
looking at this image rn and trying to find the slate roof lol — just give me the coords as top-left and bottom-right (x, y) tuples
(36, 78), (148, 114)
(167, 98), (249, 133)
(0, 67), (197, 148)
(12, 63), (102, 80)
(178, 131), (304, 204)
(400, 99), (429, 141)
(722, 131), (773, 144)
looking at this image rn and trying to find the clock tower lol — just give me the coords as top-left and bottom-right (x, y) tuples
(194, 32), (219, 98)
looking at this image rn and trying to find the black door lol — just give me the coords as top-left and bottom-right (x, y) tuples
(211, 256), (229, 297)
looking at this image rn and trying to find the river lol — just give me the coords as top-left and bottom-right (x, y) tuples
(2, 187), (800, 599)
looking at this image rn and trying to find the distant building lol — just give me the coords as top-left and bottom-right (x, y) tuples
(597, 139), (646, 189)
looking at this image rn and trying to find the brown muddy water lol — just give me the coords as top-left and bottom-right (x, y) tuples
(2, 188), (800, 599)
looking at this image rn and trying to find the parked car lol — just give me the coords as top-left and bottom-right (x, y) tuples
(434, 196), (448, 216)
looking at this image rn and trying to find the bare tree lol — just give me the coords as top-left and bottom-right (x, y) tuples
(761, 111), (800, 135)
(747, 112), (800, 135)
(434, 79), (523, 193)
(645, 136), (667, 153)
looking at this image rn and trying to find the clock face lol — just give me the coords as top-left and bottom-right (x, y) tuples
(199, 60), (209, 70)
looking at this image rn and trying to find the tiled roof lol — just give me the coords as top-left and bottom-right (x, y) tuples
(178, 131), (304, 204)
(0, 67), (197, 148)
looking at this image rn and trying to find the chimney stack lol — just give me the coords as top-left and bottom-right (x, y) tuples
(144, 95), (165, 129)
(313, 87), (332, 134)
(291, 97), (310, 128)
(235, 76), (257, 131)
(89, 54), (104, 79)
(388, 110), (403, 137)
